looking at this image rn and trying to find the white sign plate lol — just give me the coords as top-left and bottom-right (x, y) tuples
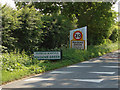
(70, 26), (87, 50)
(71, 41), (84, 49)
(34, 51), (62, 60)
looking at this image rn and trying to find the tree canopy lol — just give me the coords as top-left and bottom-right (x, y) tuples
(31, 2), (117, 45)
(1, 2), (118, 54)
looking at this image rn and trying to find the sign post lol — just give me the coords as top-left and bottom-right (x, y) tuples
(70, 26), (87, 50)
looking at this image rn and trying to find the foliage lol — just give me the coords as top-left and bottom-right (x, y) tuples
(109, 28), (118, 42)
(14, 6), (43, 54)
(1, 5), (44, 54)
(40, 14), (75, 49)
(101, 39), (112, 44)
(2, 4), (76, 53)
(2, 5), (18, 51)
(118, 22), (120, 43)
(1, 51), (32, 71)
(0, 45), (7, 53)
(31, 2), (117, 45)
(61, 2), (117, 45)
(28, 65), (45, 74)
(2, 2), (118, 53)
(31, 2), (61, 15)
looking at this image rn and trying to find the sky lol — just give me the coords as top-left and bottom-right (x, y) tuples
(0, 0), (16, 9)
(112, 0), (119, 12)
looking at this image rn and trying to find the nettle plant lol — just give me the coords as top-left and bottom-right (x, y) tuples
(2, 51), (32, 71)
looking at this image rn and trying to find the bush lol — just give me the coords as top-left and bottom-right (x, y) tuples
(1, 51), (32, 71)
(0, 45), (7, 53)
(109, 28), (118, 42)
(28, 65), (45, 74)
(101, 39), (112, 44)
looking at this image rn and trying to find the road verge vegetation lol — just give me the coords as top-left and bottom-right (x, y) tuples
(1, 42), (119, 84)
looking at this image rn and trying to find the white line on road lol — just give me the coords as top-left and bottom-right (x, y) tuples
(110, 62), (120, 63)
(81, 61), (97, 63)
(71, 79), (104, 83)
(24, 78), (54, 81)
(89, 72), (115, 74)
(50, 71), (72, 74)
(67, 65), (92, 68)
(101, 66), (120, 68)
(106, 62), (120, 63)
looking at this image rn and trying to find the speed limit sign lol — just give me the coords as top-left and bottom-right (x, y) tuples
(73, 31), (82, 40)
(70, 26), (87, 50)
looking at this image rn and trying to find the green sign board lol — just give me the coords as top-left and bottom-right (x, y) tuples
(34, 51), (62, 60)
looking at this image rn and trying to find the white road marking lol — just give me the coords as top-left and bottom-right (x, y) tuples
(101, 66), (120, 68)
(92, 60), (103, 63)
(50, 71), (72, 74)
(81, 61), (97, 63)
(67, 65), (92, 68)
(71, 79), (104, 83)
(24, 78), (54, 81)
(89, 72), (115, 74)
(107, 62), (120, 63)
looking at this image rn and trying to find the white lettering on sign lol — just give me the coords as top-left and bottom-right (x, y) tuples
(34, 51), (61, 60)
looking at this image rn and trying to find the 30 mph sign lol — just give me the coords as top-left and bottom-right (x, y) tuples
(73, 31), (82, 40)
(70, 26), (87, 50)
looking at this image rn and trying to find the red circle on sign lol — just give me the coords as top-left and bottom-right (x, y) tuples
(73, 31), (82, 40)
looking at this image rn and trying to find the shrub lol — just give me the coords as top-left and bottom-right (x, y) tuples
(109, 28), (118, 42)
(1, 51), (32, 71)
(101, 39), (112, 44)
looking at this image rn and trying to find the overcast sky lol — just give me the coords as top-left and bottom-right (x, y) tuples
(112, 0), (119, 12)
(0, 0), (16, 9)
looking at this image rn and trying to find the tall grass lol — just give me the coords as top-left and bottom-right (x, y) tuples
(1, 42), (119, 84)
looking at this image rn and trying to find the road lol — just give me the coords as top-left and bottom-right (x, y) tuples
(1, 50), (120, 89)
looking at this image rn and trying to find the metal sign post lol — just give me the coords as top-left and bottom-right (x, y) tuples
(70, 26), (87, 50)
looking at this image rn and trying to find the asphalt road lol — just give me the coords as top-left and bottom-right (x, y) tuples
(1, 50), (120, 88)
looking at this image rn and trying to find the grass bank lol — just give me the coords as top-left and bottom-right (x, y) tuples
(1, 42), (119, 84)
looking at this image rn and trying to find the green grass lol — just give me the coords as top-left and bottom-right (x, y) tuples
(1, 42), (119, 85)
(2, 69), (31, 83)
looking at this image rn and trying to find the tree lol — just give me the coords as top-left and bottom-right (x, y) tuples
(2, 5), (18, 52)
(30, 2), (117, 45)
(40, 14), (75, 49)
(61, 2), (117, 45)
(3, 2), (117, 53)
(13, 5), (43, 54)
